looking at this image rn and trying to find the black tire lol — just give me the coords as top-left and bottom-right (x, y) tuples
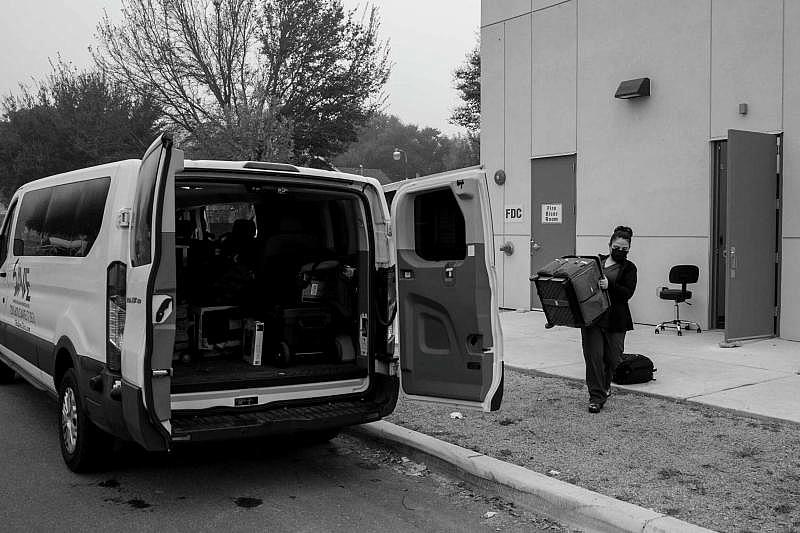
(58, 369), (111, 472)
(0, 360), (15, 384)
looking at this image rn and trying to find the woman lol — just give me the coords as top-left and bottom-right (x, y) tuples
(581, 226), (637, 413)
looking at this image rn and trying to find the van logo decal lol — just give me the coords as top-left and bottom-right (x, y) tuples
(126, 296), (143, 304)
(12, 262), (31, 302)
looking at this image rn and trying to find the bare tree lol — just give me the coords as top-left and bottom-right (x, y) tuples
(94, 0), (389, 162)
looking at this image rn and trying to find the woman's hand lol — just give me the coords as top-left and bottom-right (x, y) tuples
(599, 277), (609, 290)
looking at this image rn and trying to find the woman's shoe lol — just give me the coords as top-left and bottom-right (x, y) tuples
(588, 402), (602, 413)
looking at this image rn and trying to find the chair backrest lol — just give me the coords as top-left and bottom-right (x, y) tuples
(669, 264), (699, 285)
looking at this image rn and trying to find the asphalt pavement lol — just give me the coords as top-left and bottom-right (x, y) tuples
(0, 379), (564, 533)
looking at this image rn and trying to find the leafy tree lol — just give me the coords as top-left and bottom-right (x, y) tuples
(333, 113), (478, 181)
(94, 0), (390, 162)
(0, 60), (162, 200)
(450, 42), (480, 135)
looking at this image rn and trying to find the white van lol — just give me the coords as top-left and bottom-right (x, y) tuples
(0, 134), (503, 472)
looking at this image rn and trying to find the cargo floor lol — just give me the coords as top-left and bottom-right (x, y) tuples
(171, 358), (367, 394)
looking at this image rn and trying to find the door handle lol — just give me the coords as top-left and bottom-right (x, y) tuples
(530, 240), (542, 252)
(152, 295), (174, 324)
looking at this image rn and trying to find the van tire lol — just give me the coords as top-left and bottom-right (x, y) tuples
(58, 369), (111, 472)
(0, 360), (15, 384)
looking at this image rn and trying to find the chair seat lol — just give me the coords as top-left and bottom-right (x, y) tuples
(659, 288), (691, 302)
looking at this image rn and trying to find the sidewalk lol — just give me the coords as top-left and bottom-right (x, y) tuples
(501, 309), (800, 424)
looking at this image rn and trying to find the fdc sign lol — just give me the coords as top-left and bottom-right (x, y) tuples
(505, 205), (524, 222)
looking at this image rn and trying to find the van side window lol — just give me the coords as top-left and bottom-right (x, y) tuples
(132, 146), (164, 266)
(0, 201), (18, 265)
(413, 189), (467, 261)
(14, 188), (52, 256)
(13, 178), (111, 257)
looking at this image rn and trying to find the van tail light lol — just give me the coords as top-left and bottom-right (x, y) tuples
(376, 266), (397, 359)
(106, 262), (127, 373)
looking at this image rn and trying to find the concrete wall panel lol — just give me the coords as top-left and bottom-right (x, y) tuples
(779, 239), (800, 340)
(482, 0), (531, 27)
(533, 0), (567, 11)
(503, 15), (532, 238)
(481, 25), (506, 236)
(500, 235), (534, 309)
(710, 0), (783, 138)
(576, 0), (711, 239)
(532, 1), (576, 157)
(780, 0), (799, 339)
(577, 235), (711, 329)
(783, 0), (800, 238)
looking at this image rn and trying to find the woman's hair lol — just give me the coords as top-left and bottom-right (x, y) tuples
(609, 225), (633, 245)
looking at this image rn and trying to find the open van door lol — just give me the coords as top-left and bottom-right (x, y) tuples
(122, 134), (183, 450)
(391, 168), (503, 412)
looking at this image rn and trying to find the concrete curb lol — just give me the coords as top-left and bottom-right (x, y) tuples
(349, 420), (715, 533)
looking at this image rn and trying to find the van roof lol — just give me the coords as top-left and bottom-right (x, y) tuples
(183, 160), (384, 190)
(13, 159), (385, 197)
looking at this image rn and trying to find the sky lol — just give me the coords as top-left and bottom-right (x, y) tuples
(0, 0), (480, 135)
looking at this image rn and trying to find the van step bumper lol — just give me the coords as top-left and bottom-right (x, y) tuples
(171, 400), (383, 442)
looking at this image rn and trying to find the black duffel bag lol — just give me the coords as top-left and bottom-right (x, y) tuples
(613, 353), (656, 384)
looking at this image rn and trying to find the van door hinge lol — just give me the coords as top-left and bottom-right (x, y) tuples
(775, 306), (780, 317)
(152, 369), (172, 378)
(776, 252), (780, 263)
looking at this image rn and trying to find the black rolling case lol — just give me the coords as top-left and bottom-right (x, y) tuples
(613, 353), (656, 384)
(531, 256), (610, 328)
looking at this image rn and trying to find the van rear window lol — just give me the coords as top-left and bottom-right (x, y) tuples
(13, 177), (111, 257)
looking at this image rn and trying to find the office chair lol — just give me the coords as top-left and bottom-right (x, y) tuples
(655, 265), (702, 336)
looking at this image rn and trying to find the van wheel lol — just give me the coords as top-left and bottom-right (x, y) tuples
(58, 369), (110, 472)
(0, 360), (15, 384)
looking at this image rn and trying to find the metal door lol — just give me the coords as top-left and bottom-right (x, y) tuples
(530, 155), (576, 308)
(392, 168), (504, 412)
(725, 130), (778, 341)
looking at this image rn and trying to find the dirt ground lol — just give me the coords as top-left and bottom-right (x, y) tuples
(386, 368), (800, 533)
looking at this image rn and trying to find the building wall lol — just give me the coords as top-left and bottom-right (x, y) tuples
(575, 0), (712, 327)
(782, 0), (800, 340)
(481, 0), (799, 339)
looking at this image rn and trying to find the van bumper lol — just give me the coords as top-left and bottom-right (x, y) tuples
(170, 399), (385, 443)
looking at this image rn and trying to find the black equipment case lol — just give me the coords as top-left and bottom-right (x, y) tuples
(613, 353), (656, 384)
(531, 255), (610, 328)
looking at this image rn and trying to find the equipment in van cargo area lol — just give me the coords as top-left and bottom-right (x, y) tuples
(193, 306), (243, 352)
(242, 319), (264, 365)
(532, 256), (610, 327)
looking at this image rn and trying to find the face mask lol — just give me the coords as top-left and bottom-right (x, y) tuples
(611, 249), (628, 262)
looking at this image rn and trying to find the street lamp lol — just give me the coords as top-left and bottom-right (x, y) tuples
(392, 147), (408, 180)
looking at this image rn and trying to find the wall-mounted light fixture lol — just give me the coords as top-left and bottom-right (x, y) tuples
(738, 103), (748, 115)
(614, 77), (650, 99)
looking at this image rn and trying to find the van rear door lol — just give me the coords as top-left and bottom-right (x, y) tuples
(391, 168), (503, 412)
(122, 134), (182, 449)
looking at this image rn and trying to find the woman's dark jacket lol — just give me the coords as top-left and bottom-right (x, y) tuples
(598, 254), (637, 332)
